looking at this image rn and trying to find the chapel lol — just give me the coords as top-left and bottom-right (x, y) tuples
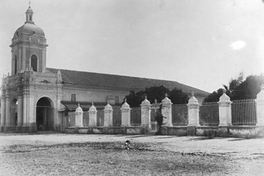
(0, 6), (208, 132)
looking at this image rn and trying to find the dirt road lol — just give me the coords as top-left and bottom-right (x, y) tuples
(0, 133), (263, 175)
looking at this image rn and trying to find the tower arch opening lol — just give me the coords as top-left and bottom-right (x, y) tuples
(31, 54), (38, 71)
(36, 97), (54, 131)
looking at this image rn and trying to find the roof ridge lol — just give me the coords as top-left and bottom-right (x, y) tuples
(46, 67), (209, 95)
(47, 67), (180, 82)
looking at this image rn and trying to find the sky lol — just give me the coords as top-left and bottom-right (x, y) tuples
(0, 0), (264, 93)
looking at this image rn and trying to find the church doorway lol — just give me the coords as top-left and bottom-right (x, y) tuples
(36, 97), (54, 131)
(10, 99), (18, 127)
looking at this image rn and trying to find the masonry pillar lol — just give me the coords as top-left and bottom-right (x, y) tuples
(75, 104), (83, 127)
(54, 71), (63, 131)
(0, 76), (6, 131)
(16, 95), (23, 132)
(187, 94), (200, 126)
(22, 92), (29, 132)
(4, 94), (11, 132)
(141, 97), (151, 129)
(104, 102), (113, 127)
(121, 100), (131, 127)
(88, 103), (97, 127)
(256, 85), (264, 126)
(161, 95), (173, 127)
(218, 92), (232, 126)
(0, 96), (6, 132)
(28, 94), (36, 132)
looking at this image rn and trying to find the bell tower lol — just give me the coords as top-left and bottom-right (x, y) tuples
(1, 4), (62, 133)
(10, 5), (48, 75)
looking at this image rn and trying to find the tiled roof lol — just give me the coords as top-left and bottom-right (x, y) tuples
(46, 68), (209, 96)
(61, 101), (106, 111)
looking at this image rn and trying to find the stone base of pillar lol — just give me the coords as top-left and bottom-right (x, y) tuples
(21, 126), (29, 133)
(4, 126), (16, 132)
(16, 126), (23, 133)
(29, 123), (37, 133)
(0, 126), (5, 132)
(53, 124), (61, 132)
(219, 123), (232, 127)
(187, 126), (196, 136)
(217, 127), (229, 137)
(141, 125), (151, 131)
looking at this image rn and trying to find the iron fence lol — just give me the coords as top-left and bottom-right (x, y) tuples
(231, 99), (256, 125)
(97, 108), (104, 126)
(83, 111), (89, 126)
(112, 106), (121, 126)
(68, 112), (76, 127)
(172, 104), (188, 126)
(199, 102), (219, 126)
(131, 107), (141, 126)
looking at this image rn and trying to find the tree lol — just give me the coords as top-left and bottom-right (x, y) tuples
(223, 72), (244, 98)
(125, 90), (145, 107)
(203, 88), (225, 103)
(169, 88), (189, 104)
(125, 85), (189, 107)
(145, 86), (170, 103)
(231, 75), (264, 100)
(204, 74), (264, 102)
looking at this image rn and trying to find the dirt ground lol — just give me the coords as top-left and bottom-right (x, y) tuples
(0, 133), (264, 175)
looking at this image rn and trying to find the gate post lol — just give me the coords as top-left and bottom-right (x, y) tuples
(88, 103), (97, 127)
(141, 97), (151, 129)
(121, 100), (131, 127)
(256, 85), (264, 126)
(161, 94), (173, 127)
(218, 92), (232, 126)
(104, 102), (113, 127)
(75, 104), (83, 127)
(187, 93), (200, 126)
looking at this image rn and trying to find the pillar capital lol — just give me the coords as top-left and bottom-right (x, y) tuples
(141, 96), (151, 108)
(218, 93), (232, 107)
(89, 103), (97, 112)
(187, 94), (199, 109)
(161, 96), (172, 107)
(121, 100), (131, 111)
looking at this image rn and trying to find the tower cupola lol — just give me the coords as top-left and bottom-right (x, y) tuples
(10, 6), (48, 75)
(25, 6), (34, 24)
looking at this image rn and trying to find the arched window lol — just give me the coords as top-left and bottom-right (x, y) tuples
(14, 55), (18, 74)
(31, 55), (38, 71)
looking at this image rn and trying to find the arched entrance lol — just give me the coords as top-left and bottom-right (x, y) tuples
(10, 99), (18, 128)
(36, 97), (54, 131)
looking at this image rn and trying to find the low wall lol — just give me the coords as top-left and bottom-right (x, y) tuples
(64, 126), (147, 135)
(64, 126), (264, 138)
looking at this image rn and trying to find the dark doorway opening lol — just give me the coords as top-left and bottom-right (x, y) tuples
(36, 97), (54, 131)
